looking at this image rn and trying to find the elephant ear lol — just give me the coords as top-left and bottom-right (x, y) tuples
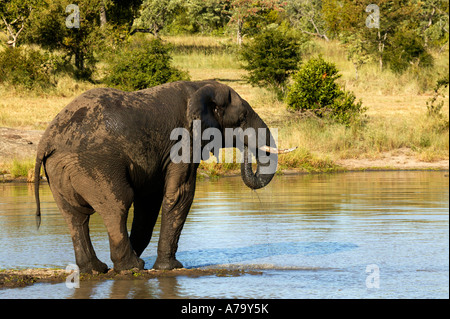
(186, 83), (231, 132)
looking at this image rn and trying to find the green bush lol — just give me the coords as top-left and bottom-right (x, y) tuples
(286, 56), (366, 125)
(385, 30), (434, 74)
(240, 26), (301, 99)
(426, 74), (449, 132)
(104, 37), (190, 91)
(0, 47), (53, 89)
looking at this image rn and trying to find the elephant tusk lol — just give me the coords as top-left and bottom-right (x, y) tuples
(259, 145), (298, 154)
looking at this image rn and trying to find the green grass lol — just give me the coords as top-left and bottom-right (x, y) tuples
(9, 158), (35, 178)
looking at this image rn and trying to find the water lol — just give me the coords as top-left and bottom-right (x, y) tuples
(0, 171), (448, 299)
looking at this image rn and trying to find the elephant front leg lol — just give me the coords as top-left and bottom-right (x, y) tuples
(153, 178), (196, 270)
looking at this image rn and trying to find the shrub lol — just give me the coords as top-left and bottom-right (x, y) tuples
(240, 26), (301, 99)
(104, 37), (190, 91)
(385, 30), (434, 74)
(286, 56), (366, 125)
(0, 47), (53, 89)
(426, 74), (449, 132)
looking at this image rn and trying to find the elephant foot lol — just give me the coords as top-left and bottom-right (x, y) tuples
(113, 255), (145, 272)
(79, 259), (109, 274)
(153, 257), (183, 270)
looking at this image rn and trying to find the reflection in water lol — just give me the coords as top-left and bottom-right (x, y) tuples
(69, 277), (183, 299)
(0, 171), (448, 298)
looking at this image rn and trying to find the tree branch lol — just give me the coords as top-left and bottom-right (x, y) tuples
(309, 16), (329, 41)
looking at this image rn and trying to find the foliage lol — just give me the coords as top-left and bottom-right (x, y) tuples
(9, 158), (35, 178)
(321, 0), (441, 73)
(1, 0), (448, 93)
(166, 0), (231, 35)
(285, 0), (329, 41)
(414, 0), (449, 48)
(286, 56), (366, 125)
(384, 29), (434, 73)
(104, 37), (190, 91)
(342, 33), (372, 80)
(104, 0), (142, 28)
(24, 0), (106, 79)
(132, 0), (182, 36)
(240, 26), (301, 99)
(185, 0), (231, 34)
(0, 47), (53, 89)
(225, 0), (285, 44)
(426, 73), (449, 132)
(0, 0), (42, 47)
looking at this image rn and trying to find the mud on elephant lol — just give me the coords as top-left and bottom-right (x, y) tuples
(34, 80), (293, 273)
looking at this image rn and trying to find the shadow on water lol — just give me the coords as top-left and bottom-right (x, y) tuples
(142, 242), (358, 269)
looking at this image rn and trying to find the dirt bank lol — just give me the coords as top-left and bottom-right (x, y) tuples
(335, 147), (449, 170)
(0, 267), (262, 289)
(0, 127), (41, 162)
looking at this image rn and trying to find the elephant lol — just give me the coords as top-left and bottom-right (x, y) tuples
(34, 80), (292, 273)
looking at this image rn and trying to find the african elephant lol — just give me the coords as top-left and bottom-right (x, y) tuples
(34, 80), (290, 273)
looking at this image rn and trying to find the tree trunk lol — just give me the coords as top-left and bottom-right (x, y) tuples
(100, 1), (107, 27)
(377, 30), (385, 72)
(75, 49), (84, 76)
(237, 19), (243, 45)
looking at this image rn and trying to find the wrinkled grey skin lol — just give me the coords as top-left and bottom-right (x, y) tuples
(34, 80), (277, 273)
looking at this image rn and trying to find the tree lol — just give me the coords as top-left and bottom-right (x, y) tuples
(342, 34), (372, 80)
(132, 0), (181, 36)
(240, 26), (301, 98)
(0, 46), (53, 89)
(414, 0), (449, 49)
(104, 0), (142, 28)
(385, 28), (434, 73)
(285, 0), (329, 41)
(225, 0), (286, 45)
(184, 0), (230, 34)
(26, 0), (104, 79)
(322, 0), (430, 72)
(0, 0), (42, 47)
(104, 37), (190, 90)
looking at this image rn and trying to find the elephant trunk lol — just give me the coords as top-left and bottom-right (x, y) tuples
(240, 112), (278, 190)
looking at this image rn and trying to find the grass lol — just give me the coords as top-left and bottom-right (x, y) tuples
(0, 35), (448, 177)
(2, 158), (35, 179)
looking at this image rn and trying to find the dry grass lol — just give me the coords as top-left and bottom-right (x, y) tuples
(0, 75), (98, 130)
(0, 35), (448, 174)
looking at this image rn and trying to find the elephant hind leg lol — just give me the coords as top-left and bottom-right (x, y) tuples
(70, 174), (145, 272)
(51, 191), (108, 274)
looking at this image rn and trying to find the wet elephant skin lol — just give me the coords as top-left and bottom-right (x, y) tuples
(34, 80), (277, 273)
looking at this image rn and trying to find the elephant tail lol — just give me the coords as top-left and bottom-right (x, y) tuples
(34, 152), (43, 229)
(34, 144), (53, 230)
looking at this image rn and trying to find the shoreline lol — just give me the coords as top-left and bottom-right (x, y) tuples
(2, 166), (449, 184)
(0, 267), (263, 289)
(1, 126), (448, 182)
